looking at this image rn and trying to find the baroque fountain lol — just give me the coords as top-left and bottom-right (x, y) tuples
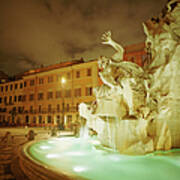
(19, 1), (180, 179)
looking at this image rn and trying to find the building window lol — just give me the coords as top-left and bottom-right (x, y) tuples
(67, 72), (71, 79)
(12, 107), (16, 111)
(38, 105), (42, 113)
(47, 116), (52, 123)
(10, 84), (13, 91)
(18, 95), (22, 102)
(4, 96), (7, 104)
(39, 116), (42, 124)
(76, 71), (80, 78)
(24, 81), (27, 87)
(66, 104), (70, 112)
(57, 104), (60, 112)
(38, 93), (44, 100)
(56, 91), (61, 99)
(2, 115), (5, 122)
(18, 106), (23, 113)
(29, 94), (34, 101)
(56, 75), (61, 82)
(22, 95), (26, 102)
(65, 89), (71, 98)
(48, 104), (52, 113)
(67, 115), (72, 127)
(87, 68), (92, 76)
(2, 108), (6, 113)
(5, 85), (8, 92)
(48, 76), (53, 83)
(15, 83), (18, 89)
(47, 92), (53, 99)
(25, 115), (29, 124)
(86, 87), (93, 96)
(30, 106), (33, 113)
(0, 86), (3, 92)
(20, 83), (23, 89)
(39, 78), (44, 84)
(30, 79), (35, 86)
(33, 116), (36, 124)
(74, 88), (81, 97)
(9, 96), (12, 104)
(76, 103), (79, 111)
(18, 107), (21, 113)
(14, 96), (17, 102)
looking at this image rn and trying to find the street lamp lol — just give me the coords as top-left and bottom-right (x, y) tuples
(61, 77), (66, 84)
(61, 77), (66, 130)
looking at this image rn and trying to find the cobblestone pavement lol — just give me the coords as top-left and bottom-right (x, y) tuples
(0, 128), (53, 180)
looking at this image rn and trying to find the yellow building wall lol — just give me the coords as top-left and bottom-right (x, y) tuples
(0, 60), (99, 129)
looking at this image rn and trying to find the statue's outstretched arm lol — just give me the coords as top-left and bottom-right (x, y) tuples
(101, 31), (124, 57)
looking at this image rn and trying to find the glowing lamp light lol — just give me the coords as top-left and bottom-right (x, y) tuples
(61, 77), (66, 84)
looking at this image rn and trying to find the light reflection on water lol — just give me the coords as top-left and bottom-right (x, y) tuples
(29, 137), (180, 180)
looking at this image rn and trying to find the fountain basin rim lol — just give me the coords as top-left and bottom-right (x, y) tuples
(19, 139), (86, 180)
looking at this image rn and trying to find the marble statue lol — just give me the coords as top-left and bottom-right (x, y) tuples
(79, 0), (180, 154)
(101, 31), (124, 61)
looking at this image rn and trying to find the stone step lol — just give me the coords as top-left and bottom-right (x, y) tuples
(11, 157), (29, 180)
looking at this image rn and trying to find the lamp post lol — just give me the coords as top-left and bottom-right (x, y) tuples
(61, 77), (66, 130)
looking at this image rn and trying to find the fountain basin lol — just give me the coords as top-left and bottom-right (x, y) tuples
(19, 137), (180, 180)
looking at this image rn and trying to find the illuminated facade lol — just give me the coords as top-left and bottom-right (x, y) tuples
(0, 42), (147, 128)
(0, 60), (99, 128)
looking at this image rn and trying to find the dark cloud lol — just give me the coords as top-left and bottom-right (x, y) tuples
(0, 0), (167, 75)
(0, 51), (39, 75)
(62, 41), (88, 58)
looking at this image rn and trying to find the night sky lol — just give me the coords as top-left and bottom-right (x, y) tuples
(0, 0), (167, 76)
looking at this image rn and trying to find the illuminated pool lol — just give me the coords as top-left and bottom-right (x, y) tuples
(28, 137), (180, 180)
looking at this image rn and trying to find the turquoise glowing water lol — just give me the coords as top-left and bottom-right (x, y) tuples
(29, 137), (180, 180)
